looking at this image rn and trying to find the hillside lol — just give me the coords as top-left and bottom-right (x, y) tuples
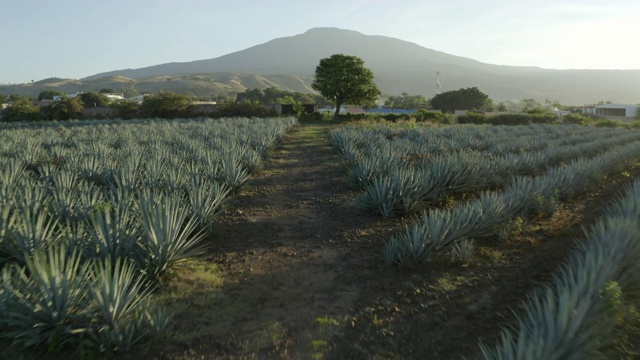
(2, 28), (639, 104)
(0, 73), (315, 99)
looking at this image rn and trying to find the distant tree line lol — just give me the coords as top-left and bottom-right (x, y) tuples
(383, 92), (429, 109)
(0, 86), (331, 122)
(235, 87), (331, 106)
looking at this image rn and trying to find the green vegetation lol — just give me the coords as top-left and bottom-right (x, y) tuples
(384, 92), (428, 109)
(430, 87), (493, 113)
(1, 96), (40, 121)
(415, 109), (453, 123)
(331, 124), (640, 264)
(140, 91), (191, 118)
(37, 90), (65, 101)
(43, 96), (84, 120)
(457, 112), (557, 125)
(479, 179), (640, 359)
(110, 99), (139, 119)
(78, 92), (110, 107)
(214, 99), (278, 118)
(235, 86), (326, 106)
(312, 54), (381, 118)
(0, 117), (297, 356)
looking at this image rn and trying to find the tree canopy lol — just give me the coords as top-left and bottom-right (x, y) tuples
(37, 90), (65, 101)
(44, 96), (84, 120)
(78, 92), (110, 107)
(1, 96), (39, 121)
(430, 87), (493, 113)
(235, 88), (264, 103)
(312, 54), (380, 118)
(141, 91), (191, 118)
(110, 100), (139, 119)
(384, 92), (428, 109)
(235, 87), (327, 107)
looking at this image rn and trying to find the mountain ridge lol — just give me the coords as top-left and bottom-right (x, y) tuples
(3, 28), (639, 104)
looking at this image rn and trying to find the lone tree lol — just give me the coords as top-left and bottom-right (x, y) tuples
(78, 92), (110, 107)
(312, 54), (380, 118)
(430, 87), (493, 113)
(44, 96), (84, 120)
(37, 90), (65, 101)
(141, 91), (191, 118)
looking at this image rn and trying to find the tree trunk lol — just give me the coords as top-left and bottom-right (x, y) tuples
(334, 102), (341, 119)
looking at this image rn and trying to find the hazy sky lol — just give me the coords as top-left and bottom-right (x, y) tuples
(2, 0), (638, 83)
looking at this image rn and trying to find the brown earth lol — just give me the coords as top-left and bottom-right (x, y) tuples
(143, 122), (640, 360)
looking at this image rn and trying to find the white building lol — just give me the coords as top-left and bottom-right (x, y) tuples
(126, 95), (146, 104)
(52, 92), (82, 101)
(594, 103), (638, 118)
(103, 93), (124, 100)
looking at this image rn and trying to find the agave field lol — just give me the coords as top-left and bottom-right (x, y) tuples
(478, 177), (640, 359)
(0, 117), (296, 354)
(2, 117), (640, 358)
(332, 125), (640, 218)
(331, 124), (640, 263)
(329, 123), (640, 357)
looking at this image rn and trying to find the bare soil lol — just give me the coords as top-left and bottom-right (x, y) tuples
(145, 122), (640, 360)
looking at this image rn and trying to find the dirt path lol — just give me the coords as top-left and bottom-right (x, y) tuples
(154, 123), (402, 359)
(151, 122), (640, 360)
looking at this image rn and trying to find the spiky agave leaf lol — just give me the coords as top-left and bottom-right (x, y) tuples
(85, 207), (138, 262)
(86, 257), (166, 353)
(137, 194), (206, 279)
(5, 205), (59, 265)
(218, 152), (250, 192)
(187, 179), (230, 234)
(0, 245), (91, 349)
(477, 182), (640, 360)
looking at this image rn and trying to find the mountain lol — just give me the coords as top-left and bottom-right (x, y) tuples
(4, 28), (640, 104)
(84, 28), (512, 80)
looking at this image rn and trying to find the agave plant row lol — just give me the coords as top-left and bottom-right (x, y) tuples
(0, 117), (297, 353)
(383, 138), (640, 264)
(332, 124), (640, 217)
(478, 177), (640, 359)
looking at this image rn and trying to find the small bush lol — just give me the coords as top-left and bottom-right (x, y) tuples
(563, 113), (592, 126)
(457, 112), (487, 124)
(488, 113), (558, 125)
(212, 101), (278, 118)
(381, 113), (411, 122)
(594, 118), (624, 128)
(624, 120), (640, 129)
(415, 110), (453, 124)
(298, 112), (331, 122)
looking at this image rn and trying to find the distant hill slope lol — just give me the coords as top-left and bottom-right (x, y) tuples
(3, 28), (640, 104)
(0, 73), (315, 99)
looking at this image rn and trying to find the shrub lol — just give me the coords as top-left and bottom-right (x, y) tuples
(140, 91), (191, 119)
(488, 113), (558, 125)
(594, 118), (623, 128)
(298, 111), (330, 122)
(457, 112), (487, 124)
(625, 120), (640, 129)
(212, 100), (278, 118)
(381, 113), (411, 122)
(415, 109), (452, 124)
(110, 100), (140, 120)
(563, 113), (592, 126)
